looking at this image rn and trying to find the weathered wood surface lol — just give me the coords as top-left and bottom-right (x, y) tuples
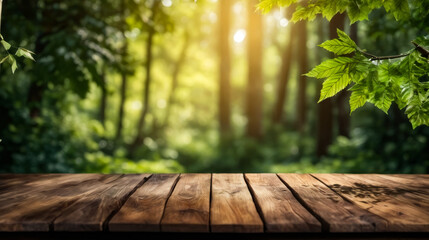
(161, 174), (211, 232)
(277, 174), (388, 232)
(109, 174), (179, 232)
(0, 173), (428, 233)
(313, 174), (429, 232)
(0, 174), (108, 231)
(244, 174), (320, 232)
(53, 174), (150, 231)
(210, 174), (264, 233)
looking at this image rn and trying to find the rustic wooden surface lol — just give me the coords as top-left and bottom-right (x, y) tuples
(210, 174), (263, 233)
(161, 174), (211, 232)
(0, 173), (428, 234)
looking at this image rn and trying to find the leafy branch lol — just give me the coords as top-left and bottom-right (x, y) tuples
(0, 34), (35, 73)
(0, 0), (35, 74)
(308, 29), (429, 129)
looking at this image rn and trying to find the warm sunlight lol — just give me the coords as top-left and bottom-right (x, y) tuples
(233, 29), (246, 43)
(161, 0), (172, 8)
(279, 17), (289, 27)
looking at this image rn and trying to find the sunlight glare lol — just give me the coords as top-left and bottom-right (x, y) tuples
(157, 99), (167, 109)
(279, 18), (289, 27)
(131, 101), (142, 110)
(233, 29), (246, 43)
(162, 0), (172, 7)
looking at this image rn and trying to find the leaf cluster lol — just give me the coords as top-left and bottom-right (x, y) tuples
(0, 34), (35, 74)
(257, 0), (412, 23)
(309, 29), (429, 129)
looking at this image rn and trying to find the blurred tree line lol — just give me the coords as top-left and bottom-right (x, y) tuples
(0, 0), (428, 173)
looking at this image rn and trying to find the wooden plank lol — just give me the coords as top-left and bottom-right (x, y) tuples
(358, 174), (429, 208)
(313, 174), (429, 232)
(210, 174), (263, 233)
(277, 174), (388, 232)
(109, 174), (179, 232)
(0, 174), (66, 200)
(244, 174), (321, 232)
(53, 174), (150, 231)
(0, 174), (109, 231)
(161, 174), (211, 232)
(373, 174), (429, 190)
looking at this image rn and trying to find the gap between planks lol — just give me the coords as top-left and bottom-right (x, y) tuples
(275, 174), (328, 232)
(243, 174), (268, 232)
(103, 174), (153, 231)
(158, 174), (181, 229)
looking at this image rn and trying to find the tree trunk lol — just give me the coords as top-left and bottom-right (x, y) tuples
(115, 65), (127, 142)
(246, 0), (263, 139)
(163, 31), (190, 129)
(129, 1), (160, 155)
(272, 17), (296, 125)
(27, 32), (48, 120)
(99, 64), (107, 127)
(316, 13), (345, 157)
(296, 20), (308, 133)
(115, 0), (128, 143)
(218, 0), (232, 136)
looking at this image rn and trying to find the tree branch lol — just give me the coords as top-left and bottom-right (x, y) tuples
(358, 41), (429, 61)
(359, 50), (409, 61)
(412, 41), (429, 58)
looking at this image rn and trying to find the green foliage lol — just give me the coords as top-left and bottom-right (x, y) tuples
(257, 0), (413, 23)
(309, 29), (429, 128)
(0, 34), (35, 74)
(319, 29), (356, 55)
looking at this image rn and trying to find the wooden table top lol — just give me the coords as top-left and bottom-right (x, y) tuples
(0, 173), (428, 233)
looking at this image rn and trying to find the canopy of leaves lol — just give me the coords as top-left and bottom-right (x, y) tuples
(257, 0), (413, 23)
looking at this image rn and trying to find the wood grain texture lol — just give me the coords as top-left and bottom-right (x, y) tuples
(0, 174), (107, 231)
(210, 174), (263, 233)
(313, 174), (429, 232)
(109, 174), (179, 232)
(161, 174), (211, 232)
(278, 174), (388, 232)
(53, 174), (150, 232)
(245, 174), (321, 232)
(373, 174), (429, 190)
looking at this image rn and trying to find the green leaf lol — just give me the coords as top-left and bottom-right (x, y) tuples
(319, 38), (356, 55)
(277, 0), (297, 7)
(15, 48), (24, 57)
(306, 57), (357, 78)
(349, 84), (367, 113)
(383, 0), (410, 21)
(8, 55), (17, 74)
(373, 92), (393, 114)
(0, 55), (8, 64)
(291, 4), (321, 22)
(346, 1), (372, 23)
(1, 40), (11, 50)
(405, 96), (429, 129)
(15, 48), (35, 61)
(319, 71), (351, 102)
(257, 0), (297, 13)
(336, 29), (357, 48)
(21, 48), (35, 55)
(257, 0), (276, 14)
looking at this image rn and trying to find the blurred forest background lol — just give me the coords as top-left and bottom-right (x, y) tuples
(1, 0), (428, 173)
